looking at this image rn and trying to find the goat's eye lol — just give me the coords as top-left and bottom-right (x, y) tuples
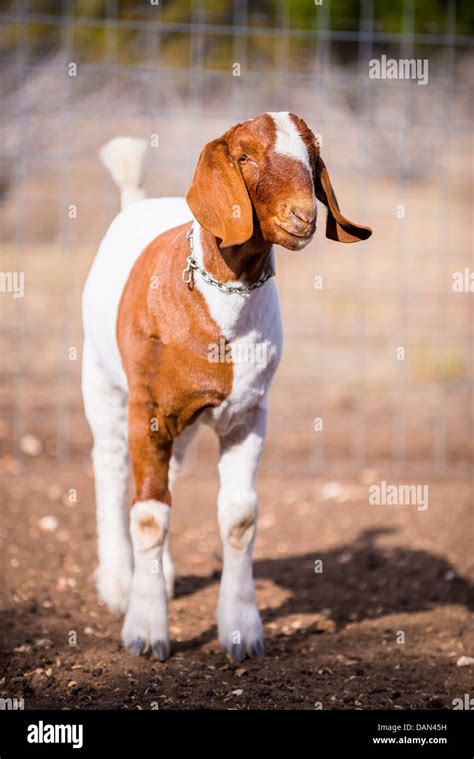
(238, 155), (248, 164)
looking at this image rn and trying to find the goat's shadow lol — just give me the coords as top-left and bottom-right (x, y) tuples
(173, 527), (474, 653)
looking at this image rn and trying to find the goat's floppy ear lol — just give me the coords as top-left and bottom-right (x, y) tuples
(314, 155), (372, 243)
(186, 135), (253, 247)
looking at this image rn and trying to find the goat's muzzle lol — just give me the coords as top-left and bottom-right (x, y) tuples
(271, 204), (316, 249)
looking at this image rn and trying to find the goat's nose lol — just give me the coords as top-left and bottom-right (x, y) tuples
(291, 207), (316, 226)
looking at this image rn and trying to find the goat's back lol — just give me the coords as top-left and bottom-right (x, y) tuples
(82, 197), (192, 391)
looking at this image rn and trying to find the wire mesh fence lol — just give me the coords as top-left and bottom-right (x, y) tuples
(0, 0), (472, 477)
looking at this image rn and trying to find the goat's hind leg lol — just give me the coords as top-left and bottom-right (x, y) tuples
(82, 343), (132, 614)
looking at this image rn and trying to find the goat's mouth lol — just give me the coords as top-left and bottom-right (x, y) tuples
(272, 221), (315, 250)
(275, 222), (314, 238)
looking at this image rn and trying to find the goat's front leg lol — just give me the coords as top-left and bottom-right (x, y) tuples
(217, 405), (267, 661)
(121, 388), (172, 661)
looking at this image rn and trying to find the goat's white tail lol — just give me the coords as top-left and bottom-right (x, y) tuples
(99, 137), (148, 210)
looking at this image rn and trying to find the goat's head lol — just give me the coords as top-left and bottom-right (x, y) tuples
(186, 112), (372, 250)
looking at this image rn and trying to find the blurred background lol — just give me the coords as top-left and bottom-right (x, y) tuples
(0, 0), (473, 712)
(0, 0), (472, 476)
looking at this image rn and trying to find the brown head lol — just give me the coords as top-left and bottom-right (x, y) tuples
(186, 112), (372, 252)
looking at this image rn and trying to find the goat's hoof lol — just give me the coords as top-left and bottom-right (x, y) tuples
(250, 639), (265, 658)
(230, 643), (246, 662)
(121, 588), (169, 658)
(218, 600), (264, 661)
(126, 637), (146, 657)
(152, 640), (170, 662)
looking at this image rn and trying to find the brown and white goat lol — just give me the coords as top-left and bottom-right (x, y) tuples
(82, 112), (371, 661)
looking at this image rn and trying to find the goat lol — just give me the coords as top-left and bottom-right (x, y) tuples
(82, 112), (372, 662)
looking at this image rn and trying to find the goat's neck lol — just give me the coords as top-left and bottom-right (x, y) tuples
(198, 226), (273, 286)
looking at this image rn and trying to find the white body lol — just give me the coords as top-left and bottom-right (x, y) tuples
(82, 155), (282, 658)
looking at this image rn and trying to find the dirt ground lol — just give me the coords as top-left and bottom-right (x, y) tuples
(0, 430), (473, 710)
(0, 149), (472, 710)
